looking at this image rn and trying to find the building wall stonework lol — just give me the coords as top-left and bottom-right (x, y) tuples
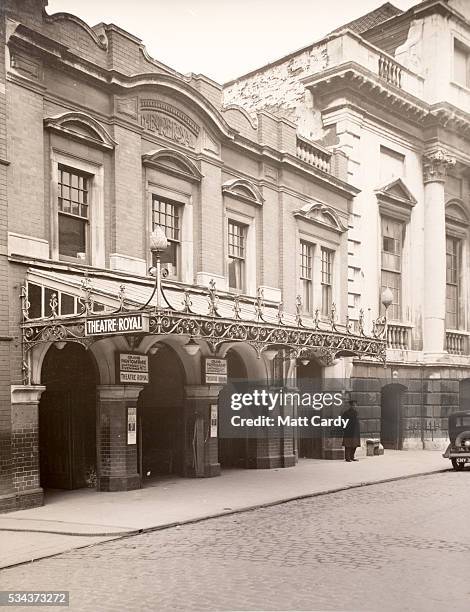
(0, 1), (365, 510)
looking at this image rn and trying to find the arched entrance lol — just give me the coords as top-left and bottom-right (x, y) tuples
(218, 348), (248, 468)
(39, 343), (97, 489)
(297, 358), (323, 459)
(138, 344), (185, 479)
(381, 383), (407, 450)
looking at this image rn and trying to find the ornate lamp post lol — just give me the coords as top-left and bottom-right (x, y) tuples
(381, 287), (393, 342)
(145, 226), (168, 310)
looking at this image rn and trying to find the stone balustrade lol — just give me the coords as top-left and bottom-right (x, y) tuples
(304, 31), (423, 99)
(378, 54), (402, 88)
(296, 136), (331, 173)
(387, 323), (411, 350)
(445, 331), (468, 356)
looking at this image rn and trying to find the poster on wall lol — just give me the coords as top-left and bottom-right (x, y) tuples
(127, 406), (137, 445)
(210, 404), (218, 438)
(118, 353), (149, 384)
(204, 358), (228, 384)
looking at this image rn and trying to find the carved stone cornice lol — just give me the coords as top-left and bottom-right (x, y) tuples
(303, 64), (429, 125)
(423, 149), (456, 184)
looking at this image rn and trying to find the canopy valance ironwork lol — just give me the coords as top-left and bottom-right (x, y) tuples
(20, 267), (386, 371)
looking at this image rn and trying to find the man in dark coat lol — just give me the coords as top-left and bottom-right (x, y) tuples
(342, 400), (361, 462)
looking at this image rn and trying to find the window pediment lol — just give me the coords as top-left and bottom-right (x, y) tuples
(293, 202), (347, 234)
(222, 179), (263, 206)
(375, 178), (416, 221)
(44, 112), (116, 150)
(142, 148), (202, 182)
(446, 199), (469, 238)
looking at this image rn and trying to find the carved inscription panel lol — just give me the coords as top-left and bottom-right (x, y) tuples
(140, 99), (200, 150)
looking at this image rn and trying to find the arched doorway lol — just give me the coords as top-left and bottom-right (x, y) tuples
(138, 344), (185, 479)
(218, 348), (248, 468)
(297, 358), (323, 458)
(39, 343), (97, 489)
(381, 384), (406, 450)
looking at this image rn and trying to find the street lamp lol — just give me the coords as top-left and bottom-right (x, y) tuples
(381, 287), (393, 311)
(183, 337), (200, 356)
(144, 226), (168, 310)
(380, 287), (394, 340)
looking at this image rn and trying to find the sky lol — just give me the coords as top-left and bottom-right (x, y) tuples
(47, 0), (418, 83)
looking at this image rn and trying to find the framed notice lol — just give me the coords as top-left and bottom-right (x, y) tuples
(210, 404), (218, 438)
(127, 406), (137, 445)
(204, 358), (227, 384)
(118, 353), (149, 384)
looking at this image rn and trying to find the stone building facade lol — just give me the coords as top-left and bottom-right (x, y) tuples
(224, 0), (470, 451)
(0, 1), (388, 512)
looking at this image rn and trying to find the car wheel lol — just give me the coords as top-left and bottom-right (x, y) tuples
(451, 458), (466, 471)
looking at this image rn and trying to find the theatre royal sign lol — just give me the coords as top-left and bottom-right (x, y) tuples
(85, 313), (149, 336)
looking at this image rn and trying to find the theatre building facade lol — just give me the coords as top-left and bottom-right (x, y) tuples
(0, 1), (385, 512)
(224, 0), (470, 454)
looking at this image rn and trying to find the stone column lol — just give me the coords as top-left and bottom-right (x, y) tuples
(96, 385), (143, 491)
(10, 385), (46, 509)
(184, 385), (222, 477)
(422, 150), (456, 356)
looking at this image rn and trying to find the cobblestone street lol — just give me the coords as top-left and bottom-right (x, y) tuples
(1, 471), (469, 612)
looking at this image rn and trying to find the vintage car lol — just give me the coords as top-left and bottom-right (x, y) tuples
(443, 411), (470, 470)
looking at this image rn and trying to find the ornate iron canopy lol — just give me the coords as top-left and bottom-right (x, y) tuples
(20, 268), (386, 377)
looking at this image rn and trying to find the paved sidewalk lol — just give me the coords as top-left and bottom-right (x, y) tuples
(0, 450), (447, 569)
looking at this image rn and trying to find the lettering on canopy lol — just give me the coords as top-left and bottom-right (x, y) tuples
(85, 313), (149, 336)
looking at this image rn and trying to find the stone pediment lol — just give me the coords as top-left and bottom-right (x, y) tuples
(293, 202), (347, 233)
(44, 112), (117, 150)
(142, 148), (202, 182)
(446, 199), (469, 237)
(375, 178), (416, 220)
(376, 178), (417, 206)
(222, 179), (263, 206)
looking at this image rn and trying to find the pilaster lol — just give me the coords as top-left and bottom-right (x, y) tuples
(184, 385), (222, 477)
(96, 385), (143, 491)
(9, 385), (45, 510)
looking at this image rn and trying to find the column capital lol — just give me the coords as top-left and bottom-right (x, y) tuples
(97, 384), (144, 401)
(11, 385), (46, 405)
(185, 384), (223, 400)
(423, 149), (456, 183)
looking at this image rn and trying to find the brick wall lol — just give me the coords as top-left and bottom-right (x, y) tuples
(0, 2), (14, 512)
(112, 126), (144, 259)
(11, 403), (40, 493)
(198, 160), (223, 276)
(7, 83), (45, 239)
